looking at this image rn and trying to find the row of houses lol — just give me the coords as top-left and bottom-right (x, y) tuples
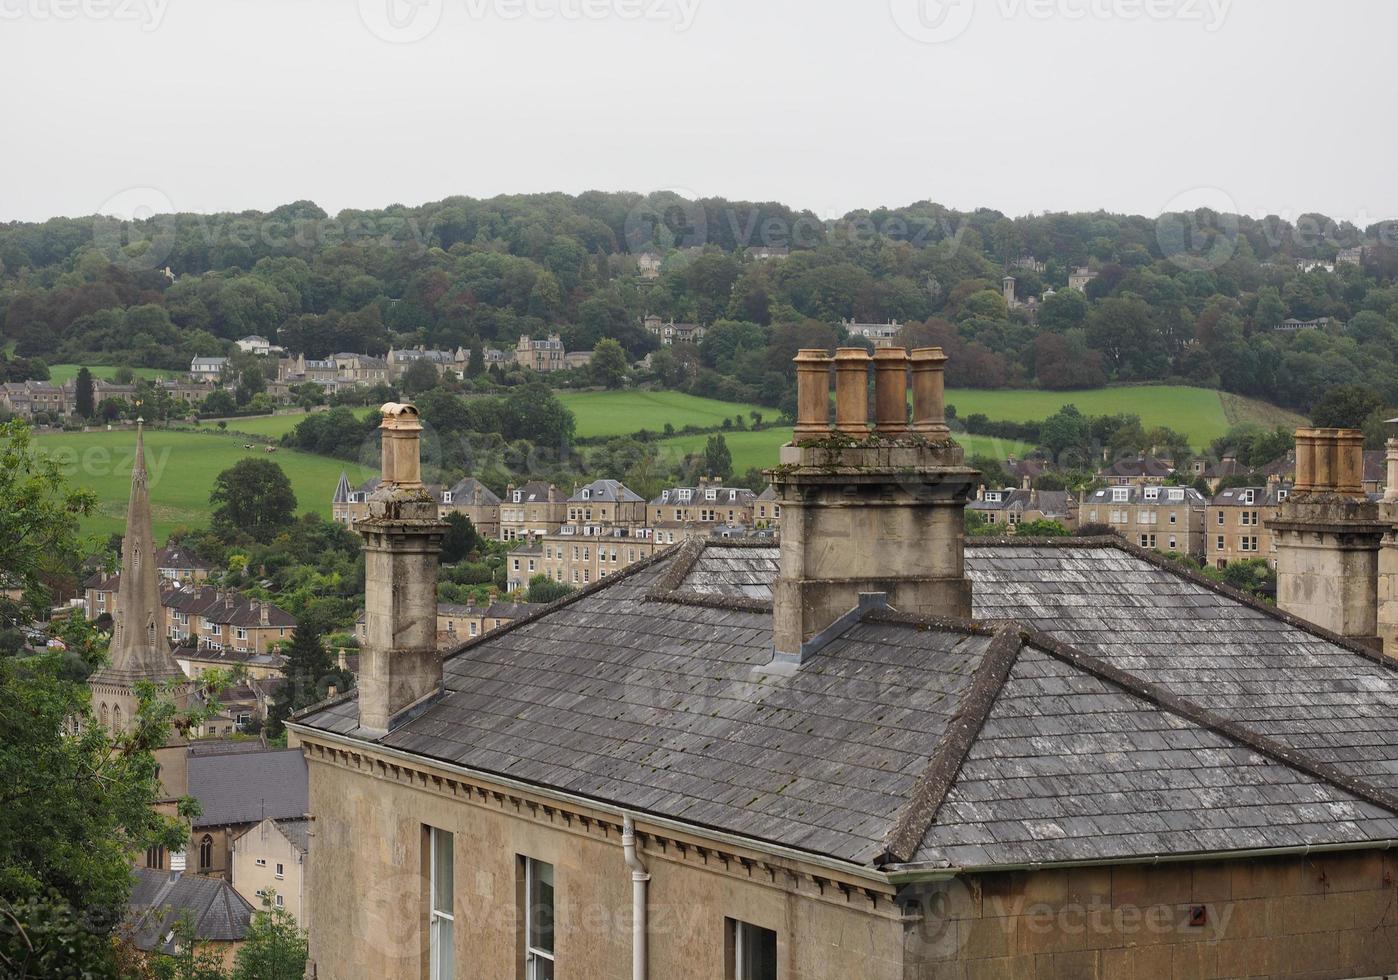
(84, 574), (297, 663)
(0, 377), (216, 420)
(333, 474), (776, 542)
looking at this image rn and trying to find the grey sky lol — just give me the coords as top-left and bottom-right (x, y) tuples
(2, 0), (1393, 225)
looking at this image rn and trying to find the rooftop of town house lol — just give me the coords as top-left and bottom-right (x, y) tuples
(295, 537), (1398, 871)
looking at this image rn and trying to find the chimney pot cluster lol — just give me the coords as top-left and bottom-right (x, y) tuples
(1292, 428), (1365, 495)
(379, 402), (425, 488)
(792, 347), (950, 440)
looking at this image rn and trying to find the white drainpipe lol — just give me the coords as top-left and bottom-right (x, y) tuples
(622, 815), (650, 980)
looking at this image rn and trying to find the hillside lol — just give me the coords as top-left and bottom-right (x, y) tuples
(33, 429), (360, 539)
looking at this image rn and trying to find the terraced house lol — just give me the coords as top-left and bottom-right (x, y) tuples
(1081, 483), (1207, 557)
(289, 359), (1398, 980)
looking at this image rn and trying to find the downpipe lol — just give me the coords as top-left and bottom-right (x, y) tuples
(622, 814), (650, 980)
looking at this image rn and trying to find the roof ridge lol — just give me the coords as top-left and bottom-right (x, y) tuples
(1022, 627), (1398, 821)
(973, 537), (1398, 674)
(879, 625), (1024, 865)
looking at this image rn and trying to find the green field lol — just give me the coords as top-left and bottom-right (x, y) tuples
(559, 390), (770, 438)
(46, 364), (174, 384)
(944, 385), (1302, 447)
(656, 428), (1033, 476)
(33, 429), (371, 540)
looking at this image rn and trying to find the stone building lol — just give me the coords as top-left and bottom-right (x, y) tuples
(649, 479), (757, 527)
(186, 747), (309, 881)
(515, 333), (568, 372)
(644, 314), (706, 346)
(125, 869), (254, 968)
(1080, 483), (1207, 557)
(840, 318), (902, 347)
(968, 487), (1076, 531)
(529, 525), (658, 590)
(1207, 482), (1290, 569)
(499, 481), (569, 541)
(289, 362), (1398, 980)
(230, 816), (310, 924)
(1096, 452), (1175, 487)
(333, 473), (502, 538)
(565, 479), (647, 527)
(1067, 266), (1098, 291)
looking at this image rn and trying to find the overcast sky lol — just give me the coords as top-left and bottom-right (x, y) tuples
(2, 0), (1393, 225)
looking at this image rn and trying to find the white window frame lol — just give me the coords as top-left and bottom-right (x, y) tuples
(524, 858), (554, 980)
(729, 918), (777, 980)
(429, 828), (454, 980)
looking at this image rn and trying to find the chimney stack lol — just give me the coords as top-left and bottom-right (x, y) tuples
(1378, 430), (1398, 658)
(355, 403), (448, 735)
(767, 347), (977, 660)
(1271, 427), (1384, 649)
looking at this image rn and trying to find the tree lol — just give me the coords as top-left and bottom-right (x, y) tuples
(230, 897), (309, 980)
(1310, 384), (1384, 428)
(0, 420), (95, 631)
(200, 389), (237, 417)
(1037, 405), (1090, 465)
(0, 424), (212, 976)
(702, 434), (733, 481)
(401, 360), (442, 396)
(1014, 519), (1070, 537)
(113, 366), (135, 385)
(440, 512), (481, 564)
(267, 621), (351, 737)
(525, 574), (574, 605)
(210, 458), (297, 543)
(590, 338), (629, 389)
(467, 341), (485, 378)
(74, 367), (95, 418)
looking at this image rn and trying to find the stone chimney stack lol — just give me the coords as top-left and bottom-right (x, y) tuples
(1377, 432), (1398, 657)
(1271, 427), (1384, 649)
(356, 403), (448, 735)
(768, 348), (978, 660)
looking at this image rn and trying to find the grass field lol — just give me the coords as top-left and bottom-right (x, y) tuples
(656, 428), (1033, 475)
(559, 390), (770, 438)
(46, 364), (174, 384)
(944, 385), (1302, 447)
(33, 429), (368, 540)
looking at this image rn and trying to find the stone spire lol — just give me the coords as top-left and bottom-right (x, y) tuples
(90, 421), (183, 686)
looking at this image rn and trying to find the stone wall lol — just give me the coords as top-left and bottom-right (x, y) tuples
(298, 737), (1398, 980)
(904, 852), (1398, 979)
(299, 742), (906, 980)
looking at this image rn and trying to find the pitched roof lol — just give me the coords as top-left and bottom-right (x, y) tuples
(445, 477), (501, 506)
(188, 747), (308, 827)
(297, 539), (1398, 871)
(126, 869), (254, 953)
(569, 479), (643, 504)
(1100, 454), (1174, 478)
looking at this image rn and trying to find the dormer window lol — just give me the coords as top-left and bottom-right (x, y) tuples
(1168, 489), (1185, 501)
(1144, 487), (1159, 501)
(441, 491), (452, 504)
(1111, 488), (1129, 503)
(513, 491), (522, 503)
(705, 489), (717, 501)
(1241, 489), (1255, 505)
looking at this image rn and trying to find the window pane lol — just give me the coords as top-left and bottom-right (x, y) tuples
(738, 922), (776, 980)
(528, 957), (554, 980)
(433, 916), (454, 980)
(433, 829), (453, 915)
(528, 860), (555, 954)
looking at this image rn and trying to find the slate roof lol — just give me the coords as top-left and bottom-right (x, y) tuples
(569, 479), (643, 503)
(298, 538), (1398, 872)
(188, 747), (308, 827)
(126, 869), (254, 953)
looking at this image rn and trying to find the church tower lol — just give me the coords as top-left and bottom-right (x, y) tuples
(88, 421), (192, 805)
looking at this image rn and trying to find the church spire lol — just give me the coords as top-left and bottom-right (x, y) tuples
(91, 420), (183, 686)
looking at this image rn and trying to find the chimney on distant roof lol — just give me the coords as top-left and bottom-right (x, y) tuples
(768, 347), (978, 660)
(355, 403), (448, 735)
(1272, 427), (1384, 649)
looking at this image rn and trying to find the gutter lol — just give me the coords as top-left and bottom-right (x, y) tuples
(622, 815), (649, 980)
(289, 724), (1398, 890)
